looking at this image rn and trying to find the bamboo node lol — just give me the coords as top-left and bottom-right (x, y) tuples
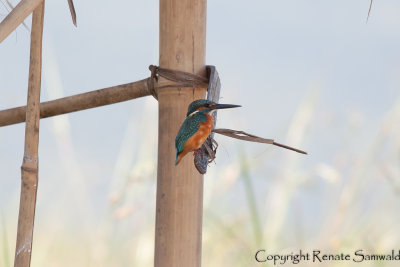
(21, 166), (38, 174)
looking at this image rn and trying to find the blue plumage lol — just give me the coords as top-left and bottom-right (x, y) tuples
(175, 110), (208, 161)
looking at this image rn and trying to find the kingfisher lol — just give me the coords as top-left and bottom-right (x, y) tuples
(175, 99), (241, 165)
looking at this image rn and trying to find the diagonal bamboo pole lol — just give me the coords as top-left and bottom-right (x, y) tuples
(0, 79), (151, 127)
(14, 2), (44, 267)
(0, 0), (43, 43)
(154, 0), (207, 266)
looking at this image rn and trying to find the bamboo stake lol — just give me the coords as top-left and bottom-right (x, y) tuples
(14, 2), (44, 267)
(0, 79), (151, 127)
(155, 0), (207, 266)
(0, 0), (43, 43)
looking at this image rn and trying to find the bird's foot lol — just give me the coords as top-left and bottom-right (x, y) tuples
(193, 149), (201, 155)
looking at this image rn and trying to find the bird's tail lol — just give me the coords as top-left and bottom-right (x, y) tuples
(175, 153), (181, 166)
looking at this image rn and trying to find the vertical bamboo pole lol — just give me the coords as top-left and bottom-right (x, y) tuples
(155, 0), (207, 266)
(14, 2), (44, 267)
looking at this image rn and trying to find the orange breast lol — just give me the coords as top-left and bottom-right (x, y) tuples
(185, 114), (214, 152)
(175, 114), (214, 165)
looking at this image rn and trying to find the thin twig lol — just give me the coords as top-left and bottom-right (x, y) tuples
(67, 0), (76, 26)
(366, 0), (373, 23)
(213, 128), (307, 154)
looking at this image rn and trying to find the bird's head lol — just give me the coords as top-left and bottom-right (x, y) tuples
(186, 99), (241, 117)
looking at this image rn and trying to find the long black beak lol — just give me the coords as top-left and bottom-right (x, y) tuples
(209, 104), (241, 110)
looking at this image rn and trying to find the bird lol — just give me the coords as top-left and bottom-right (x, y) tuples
(175, 99), (241, 165)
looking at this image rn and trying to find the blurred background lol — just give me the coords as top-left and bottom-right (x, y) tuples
(1, 0), (400, 266)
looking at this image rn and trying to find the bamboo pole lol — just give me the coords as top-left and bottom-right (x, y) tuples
(154, 0), (207, 266)
(0, 0), (43, 43)
(0, 79), (151, 127)
(14, 2), (44, 267)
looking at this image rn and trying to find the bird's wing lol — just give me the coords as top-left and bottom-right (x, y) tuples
(175, 116), (200, 154)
